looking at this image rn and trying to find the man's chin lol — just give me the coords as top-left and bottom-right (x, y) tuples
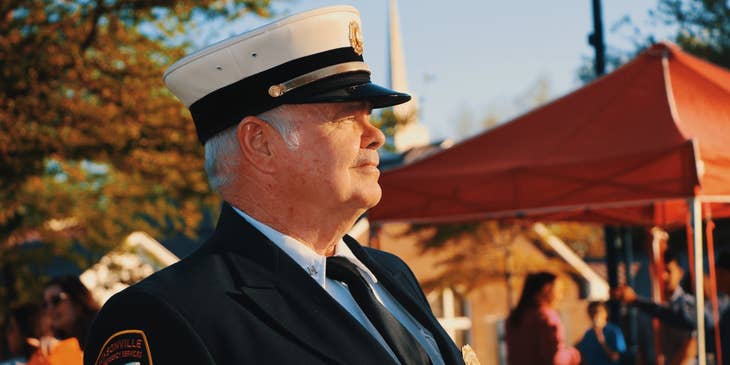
(366, 193), (382, 209)
(352, 187), (382, 210)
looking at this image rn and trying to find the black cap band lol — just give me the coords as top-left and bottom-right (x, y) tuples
(190, 47), (366, 143)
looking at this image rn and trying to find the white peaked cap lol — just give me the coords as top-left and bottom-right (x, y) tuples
(164, 5), (410, 144)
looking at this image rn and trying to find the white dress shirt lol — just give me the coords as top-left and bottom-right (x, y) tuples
(233, 207), (444, 365)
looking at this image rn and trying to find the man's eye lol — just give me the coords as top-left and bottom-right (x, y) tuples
(334, 116), (356, 124)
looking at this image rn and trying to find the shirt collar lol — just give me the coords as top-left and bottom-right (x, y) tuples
(333, 238), (379, 284)
(231, 206), (377, 285)
(670, 286), (687, 302)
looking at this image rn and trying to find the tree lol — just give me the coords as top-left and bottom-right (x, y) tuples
(398, 220), (602, 293)
(372, 108), (400, 152)
(579, 0), (730, 82)
(653, 0), (730, 67)
(0, 0), (275, 311)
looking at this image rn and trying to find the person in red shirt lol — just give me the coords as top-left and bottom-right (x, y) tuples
(505, 272), (581, 365)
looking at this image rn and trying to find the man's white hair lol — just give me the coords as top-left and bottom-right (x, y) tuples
(204, 106), (300, 192)
(261, 106), (301, 151)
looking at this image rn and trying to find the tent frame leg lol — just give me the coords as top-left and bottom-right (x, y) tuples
(690, 197), (706, 364)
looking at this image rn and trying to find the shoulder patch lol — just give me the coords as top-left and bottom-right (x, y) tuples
(95, 329), (153, 365)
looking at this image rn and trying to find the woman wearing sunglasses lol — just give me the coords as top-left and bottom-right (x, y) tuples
(27, 276), (99, 365)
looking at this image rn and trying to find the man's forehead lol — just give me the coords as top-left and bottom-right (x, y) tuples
(666, 260), (682, 271)
(285, 101), (372, 117)
(307, 101), (371, 113)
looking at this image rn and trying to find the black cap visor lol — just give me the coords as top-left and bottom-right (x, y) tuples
(282, 71), (411, 108)
(294, 81), (411, 108)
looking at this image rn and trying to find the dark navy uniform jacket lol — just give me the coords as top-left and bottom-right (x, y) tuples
(84, 203), (464, 365)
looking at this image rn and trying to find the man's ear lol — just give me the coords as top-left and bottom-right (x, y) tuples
(236, 116), (277, 174)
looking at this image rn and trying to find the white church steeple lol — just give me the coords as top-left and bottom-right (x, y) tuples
(387, 0), (430, 152)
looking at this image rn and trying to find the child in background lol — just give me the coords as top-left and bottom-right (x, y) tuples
(576, 301), (626, 365)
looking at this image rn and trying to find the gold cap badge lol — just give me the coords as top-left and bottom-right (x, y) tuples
(349, 21), (363, 55)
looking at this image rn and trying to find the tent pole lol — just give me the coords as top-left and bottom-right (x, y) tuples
(605, 226), (620, 324)
(686, 211), (696, 292)
(649, 227), (668, 364)
(707, 219), (722, 365)
(622, 227), (638, 362)
(690, 197), (706, 364)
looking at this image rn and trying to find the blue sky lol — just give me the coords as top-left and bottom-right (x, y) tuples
(194, 0), (676, 141)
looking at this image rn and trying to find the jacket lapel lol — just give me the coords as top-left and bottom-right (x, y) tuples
(207, 204), (398, 365)
(343, 236), (465, 365)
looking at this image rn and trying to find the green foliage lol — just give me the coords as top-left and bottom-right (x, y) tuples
(401, 220), (604, 292)
(402, 221), (527, 291)
(580, 0), (730, 83)
(0, 0), (274, 313)
(653, 0), (730, 67)
(371, 108), (400, 152)
(408, 221), (485, 252)
(577, 48), (637, 83)
(543, 222), (606, 257)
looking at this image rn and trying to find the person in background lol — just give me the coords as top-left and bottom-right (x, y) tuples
(613, 250), (702, 364)
(1, 304), (42, 365)
(576, 301), (626, 365)
(506, 271), (581, 365)
(711, 250), (730, 365)
(28, 276), (99, 365)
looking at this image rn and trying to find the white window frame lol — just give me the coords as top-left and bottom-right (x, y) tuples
(428, 287), (472, 341)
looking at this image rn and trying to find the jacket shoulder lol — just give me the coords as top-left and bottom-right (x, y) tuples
(362, 246), (410, 271)
(361, 247), (430, 304)
(130, 245), (234, 299)
(84, 285), (215, 365)
(84, 247), (231, 365)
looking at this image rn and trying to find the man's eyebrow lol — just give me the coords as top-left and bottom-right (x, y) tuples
(340, 102), (372, 114)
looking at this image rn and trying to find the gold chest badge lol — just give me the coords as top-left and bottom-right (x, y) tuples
(462, 344), (481, 365)
(349, 21), (363, 55)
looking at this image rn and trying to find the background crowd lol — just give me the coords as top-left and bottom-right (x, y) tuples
(1, 276), (98, 365)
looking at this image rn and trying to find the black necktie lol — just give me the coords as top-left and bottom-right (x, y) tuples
(326, 256), (432, 365)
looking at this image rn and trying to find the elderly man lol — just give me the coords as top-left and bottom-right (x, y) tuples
(84, 6), (464, 365)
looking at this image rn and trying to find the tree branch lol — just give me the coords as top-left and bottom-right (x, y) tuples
(80, 0), (105, 51)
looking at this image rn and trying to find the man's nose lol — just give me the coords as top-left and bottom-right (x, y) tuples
(361, 120), (385, 149)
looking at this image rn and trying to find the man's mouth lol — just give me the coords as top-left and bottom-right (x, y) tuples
(354, 155), (379, 168)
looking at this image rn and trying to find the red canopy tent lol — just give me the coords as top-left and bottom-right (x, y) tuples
(370, 42), (730, 227)
(369, 42), (730, 363)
